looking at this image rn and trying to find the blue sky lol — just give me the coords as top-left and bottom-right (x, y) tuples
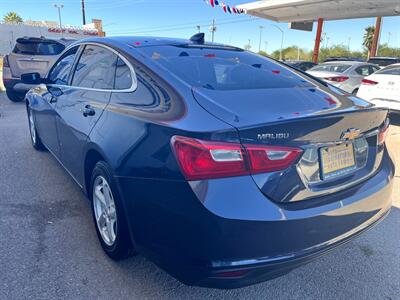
(2, 0), (399, 52)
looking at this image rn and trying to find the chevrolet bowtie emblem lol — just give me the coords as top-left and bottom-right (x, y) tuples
(341, 128), (361, 140)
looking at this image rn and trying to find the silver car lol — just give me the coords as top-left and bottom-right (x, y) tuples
(2, 37), (75, 102)
(307, 61), (380, 94)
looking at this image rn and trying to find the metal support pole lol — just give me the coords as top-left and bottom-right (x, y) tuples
(370, 17), (382, 58)
(313, 18), (324, 64)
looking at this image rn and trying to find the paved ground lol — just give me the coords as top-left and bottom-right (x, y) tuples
(0, 92), (399, 299)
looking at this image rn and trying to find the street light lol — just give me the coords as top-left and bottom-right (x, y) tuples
(268, 24), (284, 61)
(258, 25), (264, 52)
(54, 4), (64, 30)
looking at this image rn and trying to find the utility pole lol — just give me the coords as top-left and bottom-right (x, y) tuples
(297, 46), (300, 60)
(210, 19), (216, 42)
(258, 25), (264, 52)
(347, 37), (351, 51)
(196, 25), (201, 33)
(81, 0), (86, 25)
(54, 4), (64, 31)
(264, 41), (268, 53)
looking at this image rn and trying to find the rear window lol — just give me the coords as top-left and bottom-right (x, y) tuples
(140, 45), (313, 90)
(13, 41), (65, 55)
(376, 66), (400, 75)
(309, 64), (351, 73)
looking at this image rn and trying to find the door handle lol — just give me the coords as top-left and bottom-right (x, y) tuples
(82, 105), (95, 117)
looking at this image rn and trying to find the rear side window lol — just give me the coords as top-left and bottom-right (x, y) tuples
(48, 47), (78, 85)
(355, 65), (374, 76)
(310, 64), (351, 73)
(72, 45), (117, 90)
(140, 45), (313, 91)
(376, 66), (400, 75)
(13, 41), (65, 55)
(114, 57), (132, 90)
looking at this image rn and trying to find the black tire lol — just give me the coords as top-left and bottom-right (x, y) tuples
(6, 90), (24, 102)
(27, 107), (45, 151)
(90, 161), (135, 260)
(352, 88), (359, 95)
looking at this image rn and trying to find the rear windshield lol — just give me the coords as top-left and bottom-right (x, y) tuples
(13, 41), (65, 55)
(368, 58), (400, 66)
(140, 45), (313, 90)
(376, 66), (400, 75)
(309, 64), (351, 73)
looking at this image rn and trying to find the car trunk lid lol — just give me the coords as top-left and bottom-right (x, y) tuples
(192, 85), (388, 203)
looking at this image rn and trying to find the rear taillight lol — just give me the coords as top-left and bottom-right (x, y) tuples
(3, 55), (9, 68)
(361, 79), (379, 86)
(378, 119), (390, 145)
(171, 136), (302, 180)
(324, 76), (349, 83)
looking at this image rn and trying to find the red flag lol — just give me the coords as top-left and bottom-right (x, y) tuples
(210, 0), (214, 7)
(232, 7), (237, 13)
(222, 4), (227, 12)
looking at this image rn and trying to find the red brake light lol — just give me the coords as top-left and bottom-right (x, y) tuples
(171, 136), (303, 180)
(245, 145), (303, 174)
(378, 119), (390, 145)
(361, 79), (378, 85)
(324, 76), (349, 83)
(3, 55), (9, 68)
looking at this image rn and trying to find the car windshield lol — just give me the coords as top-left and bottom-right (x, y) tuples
(309, 64), (351, 73)
(13, 41), (65, 55)
(140, 45), (313, 90)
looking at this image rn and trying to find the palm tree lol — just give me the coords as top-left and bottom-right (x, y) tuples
(3, 12), (23, 24)
(363, 26), (375, 59)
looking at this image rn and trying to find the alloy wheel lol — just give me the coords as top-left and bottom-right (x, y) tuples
(93, 176), (118, 246)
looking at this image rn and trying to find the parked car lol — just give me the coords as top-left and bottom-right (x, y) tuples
(307, 61), (380, 94)
(23, 35), (393, 289)
(2, 36), (75, 102)
(357, 63), (400, 113)
(324, 56), (365, 62)
(367, 57), (400, 67)
(284, 60), (316, 71)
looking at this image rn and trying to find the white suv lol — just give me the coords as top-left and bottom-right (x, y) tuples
(2, 37), (75, 102)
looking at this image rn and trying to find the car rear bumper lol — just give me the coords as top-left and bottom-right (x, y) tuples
(116, 147), (394, 288)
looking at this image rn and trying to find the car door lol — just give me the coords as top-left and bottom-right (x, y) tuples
(34, 46), (79, 158)
(55, 44), (118, 184)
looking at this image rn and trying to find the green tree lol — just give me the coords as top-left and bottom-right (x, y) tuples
(244, 43), (252, 51)
(3, 12), (23, 24)
(363, 26), (375, 58)
(270, 46), (312, 61)
(377, 43), (400, 57)
(258, 50), (268, 57)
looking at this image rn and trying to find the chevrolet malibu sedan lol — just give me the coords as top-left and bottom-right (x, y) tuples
(23, 35), (394, 288)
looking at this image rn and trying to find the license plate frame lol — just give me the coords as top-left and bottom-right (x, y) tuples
(320, 142), (357, 180)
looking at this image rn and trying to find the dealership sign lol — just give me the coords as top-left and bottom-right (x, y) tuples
(48, 27), (98, 36)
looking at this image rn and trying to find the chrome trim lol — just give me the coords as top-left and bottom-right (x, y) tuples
(48, 42), (137, 93)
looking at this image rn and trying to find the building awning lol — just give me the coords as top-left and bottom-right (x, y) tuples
(237, 0), (400, 22)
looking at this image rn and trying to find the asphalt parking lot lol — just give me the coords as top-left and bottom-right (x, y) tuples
(0, 92), (399, 299)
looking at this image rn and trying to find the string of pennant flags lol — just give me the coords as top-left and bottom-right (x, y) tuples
(203, 0), (247, 14)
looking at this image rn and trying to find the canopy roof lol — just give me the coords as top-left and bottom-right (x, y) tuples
(237, 0), (400, 22)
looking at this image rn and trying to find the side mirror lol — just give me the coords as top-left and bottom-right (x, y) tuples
(21, 72), (42, 85)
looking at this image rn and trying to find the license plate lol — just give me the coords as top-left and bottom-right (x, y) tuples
(320, 143), (356, 179)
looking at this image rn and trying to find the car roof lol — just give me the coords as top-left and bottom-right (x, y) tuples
(68, 36), (243, 52)
(320, 61), (369, 66)
(368, 57), (400, 60)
